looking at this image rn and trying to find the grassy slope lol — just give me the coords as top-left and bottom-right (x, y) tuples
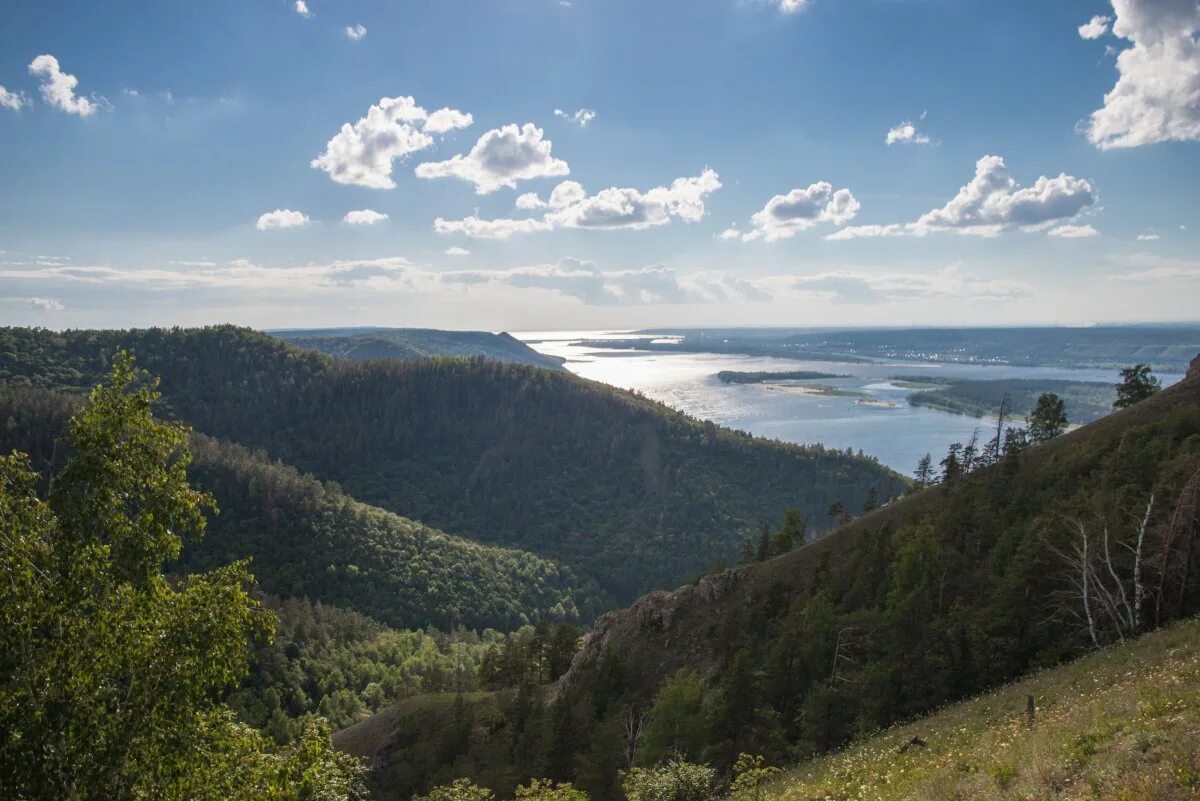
(333, 692), (495, 760)
(767, 617), (1200, 801)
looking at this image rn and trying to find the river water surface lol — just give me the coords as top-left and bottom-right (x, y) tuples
(516, 330), (1183, 476)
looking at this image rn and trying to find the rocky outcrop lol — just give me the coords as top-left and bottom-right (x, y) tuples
(553, 567), (744, 698)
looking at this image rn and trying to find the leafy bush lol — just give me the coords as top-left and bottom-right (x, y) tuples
(620, 760), (715, 801)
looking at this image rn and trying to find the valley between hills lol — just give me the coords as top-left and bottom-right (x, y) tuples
(2, 326), (1198, 801)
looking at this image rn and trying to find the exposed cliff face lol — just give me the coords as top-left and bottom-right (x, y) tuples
(558, 568), (746, 694)
(1189, 352), (1200, 380)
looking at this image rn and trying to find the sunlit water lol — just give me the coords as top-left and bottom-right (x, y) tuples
(515, 330), (1184, 476)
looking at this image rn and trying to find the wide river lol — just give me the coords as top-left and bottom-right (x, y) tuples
(516, 330), (1184, 476)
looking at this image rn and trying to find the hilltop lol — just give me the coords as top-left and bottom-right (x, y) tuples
(273, 327), (565, 371)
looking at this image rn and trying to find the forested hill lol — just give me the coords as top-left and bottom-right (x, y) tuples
(556, 357), (1200, 754)
(339, 358), (1200, 801)
(0, 383), (600, 630)
(0, 325), (899, 601)
(273, 327), (565, 371)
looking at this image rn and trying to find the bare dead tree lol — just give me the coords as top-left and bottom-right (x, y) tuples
(1048, 517), (1100, 647)
(989, 392), (1011, 466)
(1050, 496), (1155, 646)
(1129, 495), (1153, 632)
(616, 704), (651, 769)
(828, 626), (860, 689)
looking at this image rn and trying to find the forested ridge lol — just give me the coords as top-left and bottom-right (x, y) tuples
(347, 359), (1200, 801)
(0, 382), (602, 631)
(0, 325), (899, 600)
(274, 327), (565, 371)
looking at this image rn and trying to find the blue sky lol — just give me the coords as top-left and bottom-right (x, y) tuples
(1, 0), (1198, 330)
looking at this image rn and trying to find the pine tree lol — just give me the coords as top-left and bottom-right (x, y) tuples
(940, 443), (963, 484)
(1029, 393), (1068, 443)
(1114, 364), (1161, 409)
(914, 453), (934, 487)
(756, 521), (771, 562)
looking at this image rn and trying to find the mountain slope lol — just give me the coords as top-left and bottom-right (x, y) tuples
(0, 325), (899, 600)
(769, 615), (1200, 801)
(339, 359), (1200, 800)
(0, 383), (600, 630)
(273, 327), (565, 371)
(558, 359), (1200, 741)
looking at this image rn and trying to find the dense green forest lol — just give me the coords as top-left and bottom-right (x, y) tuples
(0, 326), (898, 600)
(228, 596), (582, 742)
(899, 375), (1116, 423)
(0, 382), (600, 630)
(274, 328), (565, 371)
(346, 363), (1200, 801)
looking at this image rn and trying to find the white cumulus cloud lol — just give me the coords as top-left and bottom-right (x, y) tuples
(515, 180), (587, 210)
(256, 209), (310, 230)
(311, 96), (473, 189)
(1079, 15), (1112, 39)
(827, 155), (1095, 239)
(344, 209), (388, 224)
(444, 246), (471, 256)
(886, 121), (932, 145)
(740, 182), (860, 242)
(1085, 0), (1200, 149)
(433, 215), (554, 239)
(0, 85), (29, 111)
(294, 0), (312, 17)
(546, 170), (722, 230)
(28, 55), (98, 117)
(344, 24), (367, 40)
(437, 171), (721, 238)
(554, 108), (597, 126)
(915, 155), (1095, 234)
(415, 123), (569, 194)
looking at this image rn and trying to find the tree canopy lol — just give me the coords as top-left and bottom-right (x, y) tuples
(1114, 363), (1162, 409)
(0, 354), (365, 800)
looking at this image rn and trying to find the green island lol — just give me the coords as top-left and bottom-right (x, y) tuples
(893, 375), (1117, 423)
